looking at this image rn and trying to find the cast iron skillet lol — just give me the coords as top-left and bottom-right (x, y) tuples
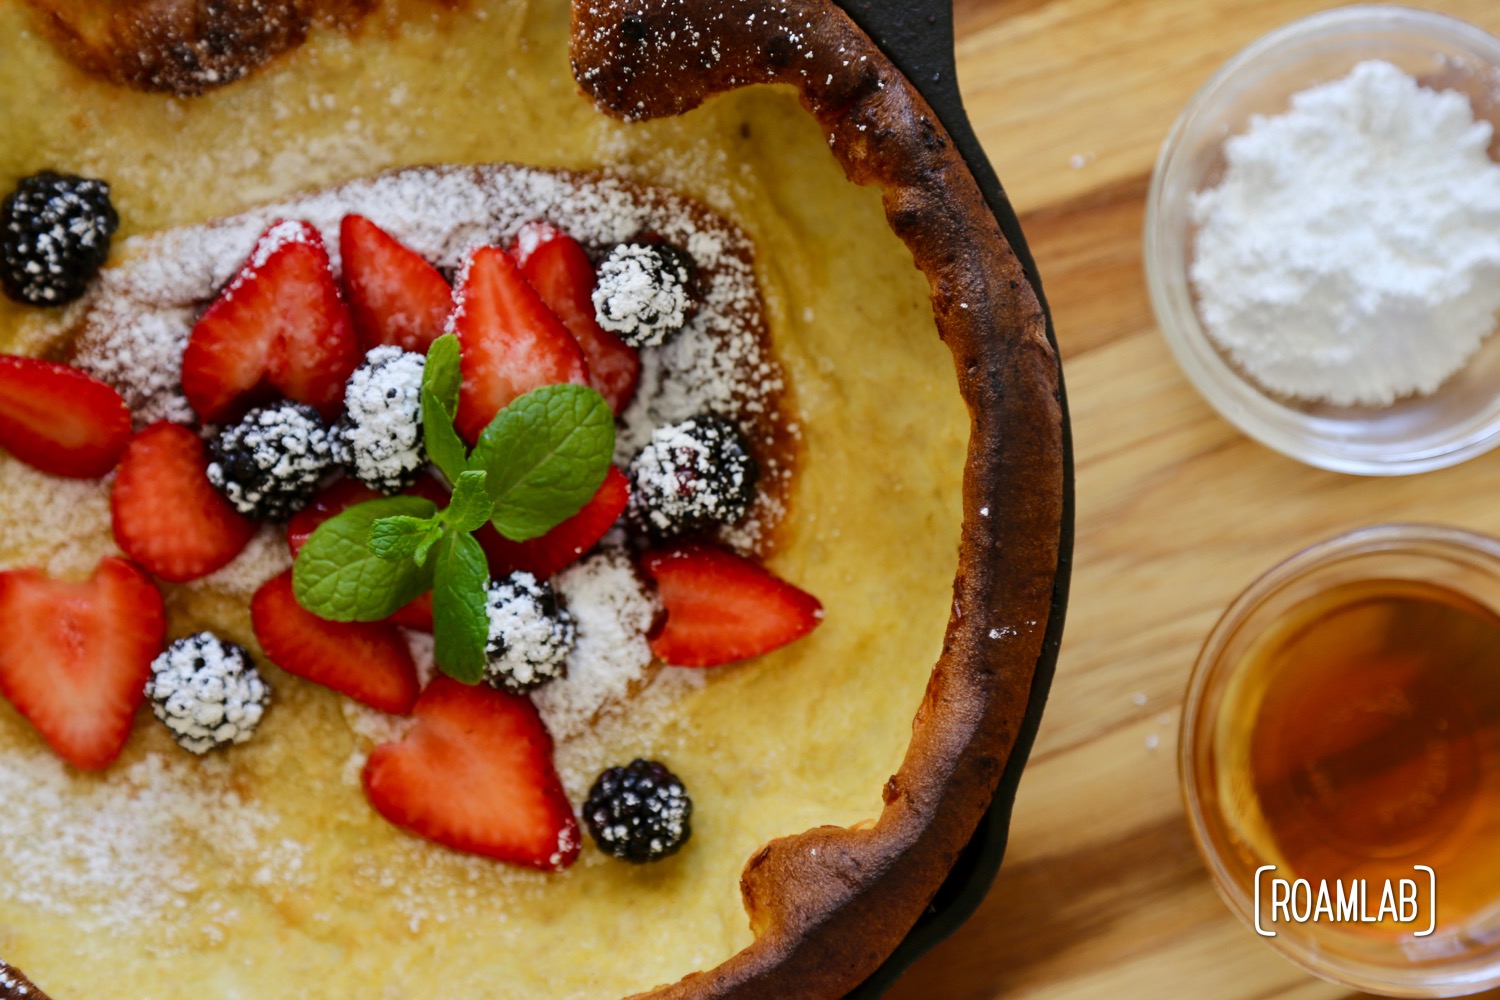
(832, 1), (1075, 994)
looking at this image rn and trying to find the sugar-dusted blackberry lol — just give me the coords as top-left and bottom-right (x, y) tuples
(628, 414), (758, 537)
(145, 632), (271, 755)
(207, 401), (335, 521)
(333, 346), (426, 493)
(1, 171), (119, 306)
(591, 242), (696, 347)
(584, 759), (693, 863)
(483, 571), (575, 694)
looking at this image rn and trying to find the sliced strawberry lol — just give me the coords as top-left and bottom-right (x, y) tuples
(287, 474), (447, 631)
(388, 592), (434, 632)
(451, 246), (589, 442)
(641, 543), (824, 667)
(363, 677), (580, 869)
(111, 422), (257, 582)
(181, 220), (361, 422)
(479, 465), (629, 579)
(0, 355), (132, 478)
(340, 214), (452, 354)
(511, 222), (640, 415)
(251, 571), (419, 715)
(0, 557), (165, 770)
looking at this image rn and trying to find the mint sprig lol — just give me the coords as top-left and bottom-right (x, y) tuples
(293, 495), (440, 621)
(422, 334), (469, 485)
(431, 529), (491, 684)
(443, 470), (494, 533)
(367, 516), (440, 563)
(471, 383), (614, 542)
(290, 333), (616, 683)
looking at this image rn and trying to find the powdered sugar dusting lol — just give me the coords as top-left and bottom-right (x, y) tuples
(0, 163), (788, 936)
(52, 164), (786, 548)
(186, 525), (293, 598)
(553, 667), (706, 803)
(0, 456), (116, 576)
(0, 749), (309, 939)
(536, 548), (660, 740)
(70, 303), (195, 427)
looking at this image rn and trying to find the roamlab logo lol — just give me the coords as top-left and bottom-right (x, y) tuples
(1253, 866), (1437, 937)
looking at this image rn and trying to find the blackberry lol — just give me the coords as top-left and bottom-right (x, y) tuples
(483, 572), (575, 694)
(1, 171), (119, 306)
(628, 414), (758, 537)
(333, 346), (426, 493)
(207, 401), (335, 521)
(145, 633), (271, 754)
(584, 759), (693, 863)
(591, 242), (696, 347)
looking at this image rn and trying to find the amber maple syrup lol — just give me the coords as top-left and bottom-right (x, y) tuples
(1214, 577), (1500, 933)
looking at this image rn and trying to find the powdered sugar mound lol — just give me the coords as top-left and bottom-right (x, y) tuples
(535, 549), (660, 740)
(1191, 60), (1500, 406)
(0, 750), (309, 937)
(187, 525), (293, 598)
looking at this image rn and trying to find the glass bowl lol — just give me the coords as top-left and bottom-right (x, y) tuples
(1144, 6), (1500, 475)
(1181, 524), (1500, 995)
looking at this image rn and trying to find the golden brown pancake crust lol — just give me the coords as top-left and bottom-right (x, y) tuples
(0, 959), (51, 1000)
(572, 2), (1065, 996)
(22, 0), (378, 95)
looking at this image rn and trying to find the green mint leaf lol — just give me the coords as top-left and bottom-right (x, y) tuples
(431, 529), (491, 684)
(424, 333), (463, 413)
(368, 515), (440, 561)
(413, 530), (442, 568)
(293, 497), (438, 621)
(442, 470), (493, 533)
(470, 384), (615, 542)
(422, 334), (468, 483)
(423, 386), (469, 485)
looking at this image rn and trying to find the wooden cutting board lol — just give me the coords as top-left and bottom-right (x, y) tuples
(887, 1), (1500, 997)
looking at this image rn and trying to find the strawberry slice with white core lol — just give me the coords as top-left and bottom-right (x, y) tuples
(511, 221), (640, 415)
(0, 354), (132, 478)
(450, 245), (589, 442)
(479, 465), (630, 580)
(110, 421), (257, 582)
(641, 543), (824, 667)
(363, 677), (581, 869)
(0, 557), (166, 770)
(182, 220), (361, 422)
(251, 571), (420, 715)
(340, 214), (452, 354)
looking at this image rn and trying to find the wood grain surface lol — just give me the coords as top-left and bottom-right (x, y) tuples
(885, 2), (1500, 998)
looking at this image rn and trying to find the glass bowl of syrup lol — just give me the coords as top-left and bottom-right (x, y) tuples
(1182, 524), (1500, 996)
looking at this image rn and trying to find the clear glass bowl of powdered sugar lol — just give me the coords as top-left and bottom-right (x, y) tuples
(1146, 5), (1500, 475)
